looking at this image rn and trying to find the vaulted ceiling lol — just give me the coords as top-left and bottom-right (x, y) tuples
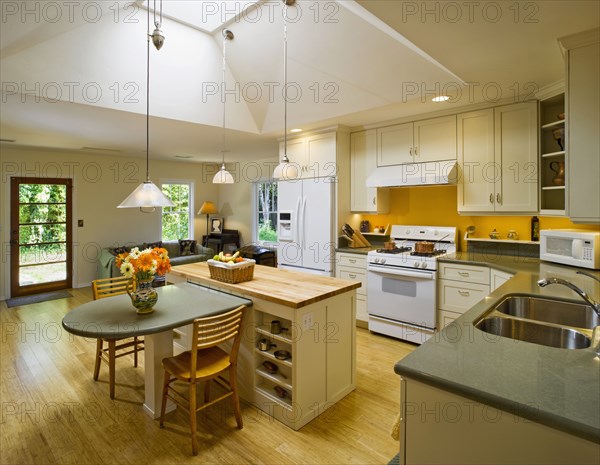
(1, 0), (598, 162)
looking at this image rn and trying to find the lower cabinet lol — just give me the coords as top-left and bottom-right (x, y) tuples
(437, 262), (490, 329)
(437, 263), (515, 329)
(399, 377), (599, 465)
(336, 252), (368, 327)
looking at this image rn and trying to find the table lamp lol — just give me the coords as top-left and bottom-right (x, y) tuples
(198, 201), (218, 236)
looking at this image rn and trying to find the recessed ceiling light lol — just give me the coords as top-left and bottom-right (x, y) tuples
(290, 128), (303, 133)
(432, 96), (450, 102)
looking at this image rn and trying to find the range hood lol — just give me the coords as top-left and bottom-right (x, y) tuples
(366, 160), (459, 188)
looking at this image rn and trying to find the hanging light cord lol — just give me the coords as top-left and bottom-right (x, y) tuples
(146, 3), (151, 182)
(221, 31), (228, 167)
(283, 3), (288, 162)
(153, 0), (162, 29)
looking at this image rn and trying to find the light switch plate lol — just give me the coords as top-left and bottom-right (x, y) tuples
(302, 312), (313, 330)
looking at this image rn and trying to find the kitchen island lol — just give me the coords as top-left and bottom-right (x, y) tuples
(169, 262), (361, 430)
(394, 253), (600, 464)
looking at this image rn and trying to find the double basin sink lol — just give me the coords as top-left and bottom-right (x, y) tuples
(474, 295), (600, 350)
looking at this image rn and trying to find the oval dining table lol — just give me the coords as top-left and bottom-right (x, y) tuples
(62, 281), (252, 418)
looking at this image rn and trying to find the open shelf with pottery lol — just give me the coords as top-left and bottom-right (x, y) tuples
(539, 92), (566, 215)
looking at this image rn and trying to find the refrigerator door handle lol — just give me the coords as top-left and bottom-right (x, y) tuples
(300, 196), (307, 249)
(295, 197), (301, 243)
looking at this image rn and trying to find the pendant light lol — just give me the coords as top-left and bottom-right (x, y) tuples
(118, 0), (174, 211)
(213, 29), (235, 184)
(273, 0), (299, 181)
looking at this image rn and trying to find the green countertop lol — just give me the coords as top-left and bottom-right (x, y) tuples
(395, 253), (600, 443)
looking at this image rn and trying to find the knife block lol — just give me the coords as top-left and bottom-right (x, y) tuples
(339, 235), (362, 248)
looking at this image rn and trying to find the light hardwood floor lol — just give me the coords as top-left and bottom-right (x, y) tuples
(0, 288), (415, 464)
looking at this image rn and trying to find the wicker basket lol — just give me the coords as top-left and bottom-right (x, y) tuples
(207, 259), (255, 284)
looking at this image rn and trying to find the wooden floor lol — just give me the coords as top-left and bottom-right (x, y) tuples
(0, 288), (415, 464)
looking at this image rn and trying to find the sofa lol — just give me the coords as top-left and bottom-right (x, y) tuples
(96, 240), (214, 280)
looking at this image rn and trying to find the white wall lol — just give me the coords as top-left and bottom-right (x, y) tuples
(0, 146), (219, 298)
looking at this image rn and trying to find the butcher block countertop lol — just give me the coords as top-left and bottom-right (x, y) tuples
(170, 262), (361, 309)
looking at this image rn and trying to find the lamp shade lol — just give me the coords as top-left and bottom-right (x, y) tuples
(198, 201), (218, 216)
(212, 164), (234, 184)
(273, 160), (299, 180)
(117, 181), (175, 208)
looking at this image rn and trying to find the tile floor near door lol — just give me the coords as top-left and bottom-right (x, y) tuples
(0, 288), (415, 464)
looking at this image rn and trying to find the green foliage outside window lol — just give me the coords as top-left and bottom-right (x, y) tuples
(257, 182), (278, 242)
(161, 183), (191, 240)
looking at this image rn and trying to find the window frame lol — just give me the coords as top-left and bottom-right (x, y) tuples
(159, 179), (195, 241)
(253, 179), (279, 246)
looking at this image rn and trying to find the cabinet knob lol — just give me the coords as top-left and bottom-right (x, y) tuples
(458, 272), (470, 277)
(372, 197), (376, 205)
(458, 290), (471, 297)
(409, 147), (413, 157)
(414, 146), (419, 157)
(496, 193), (502, 204)
(489, 193), (494, 204)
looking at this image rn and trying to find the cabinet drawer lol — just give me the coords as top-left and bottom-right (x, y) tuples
(338, 267), (366, 296)
(438, 262), (490, 285)
(438, 309), (462, 330)
(438, 280), (490, 313)
(337, 253), (367, 269)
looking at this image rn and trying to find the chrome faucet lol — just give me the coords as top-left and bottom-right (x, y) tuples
(537, 278), (600, 315)
(576, 270), (600, 284)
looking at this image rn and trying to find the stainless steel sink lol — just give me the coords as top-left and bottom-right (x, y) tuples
(494, 296), (599, 330)
(475, 316), (591, 350)
(473, 294), (599, 350)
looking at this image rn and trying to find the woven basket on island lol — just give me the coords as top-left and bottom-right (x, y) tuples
(207, 258), (256, 284)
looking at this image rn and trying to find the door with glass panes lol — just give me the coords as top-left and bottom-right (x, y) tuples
(10, 178), (72, 297)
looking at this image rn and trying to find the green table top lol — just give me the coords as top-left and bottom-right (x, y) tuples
(62, 282), (252, 340)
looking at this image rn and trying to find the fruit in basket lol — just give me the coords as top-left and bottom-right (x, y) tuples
(213, 251), (241, 263)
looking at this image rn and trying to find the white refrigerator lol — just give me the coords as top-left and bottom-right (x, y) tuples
(277, 177), (335, 276)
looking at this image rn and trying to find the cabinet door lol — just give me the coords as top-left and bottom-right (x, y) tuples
(351, 130), (389, 212)
(457, 109), (496, 213)
(280, 138), (306, 178)
(413, 115), (457, 163)
(377, 123), (413, 166)
(306, 132), (337, 179)
(568, 42), (600, 222)
(494, 102), (539, 212)
(490, 269), (513, 292)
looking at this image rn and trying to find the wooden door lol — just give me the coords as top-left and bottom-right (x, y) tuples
(10, 178), (73, 297)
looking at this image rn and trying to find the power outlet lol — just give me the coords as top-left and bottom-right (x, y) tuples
(302, 312), (313, 330)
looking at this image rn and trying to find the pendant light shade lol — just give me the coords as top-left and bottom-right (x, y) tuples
(118, 0), (173, 210)
(213, 29), (235, 185)
(273, 0), (298, 181)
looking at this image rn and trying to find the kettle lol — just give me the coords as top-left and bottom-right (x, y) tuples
(360, 220), (371, 233)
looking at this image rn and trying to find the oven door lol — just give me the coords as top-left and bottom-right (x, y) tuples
(367, 264), (436, 329)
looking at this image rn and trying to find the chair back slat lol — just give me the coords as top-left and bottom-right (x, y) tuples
(190, 306), (246, 380)
(92, 277), (133, 300)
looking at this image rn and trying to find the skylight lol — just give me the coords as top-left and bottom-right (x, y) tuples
(143, 0), (260, 34)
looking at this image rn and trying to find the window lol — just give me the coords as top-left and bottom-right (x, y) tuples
(161, 182), (193, 240)
(256, 181), (278, 243)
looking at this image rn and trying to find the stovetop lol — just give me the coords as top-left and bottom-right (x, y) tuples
(410, 250), (448, 257)
(375, 247), (412, 254)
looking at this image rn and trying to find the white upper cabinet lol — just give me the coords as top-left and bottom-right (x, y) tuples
(562, 29), (600, 223)
(377, 115), (457, 167)
(458, 102), (538, 214)
(494, 102), (539, 212)
(279, 132), (338, 179)
(350, 130), (389, 213)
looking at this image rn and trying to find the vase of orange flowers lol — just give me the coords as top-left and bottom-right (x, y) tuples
(116, 247), (171, 314)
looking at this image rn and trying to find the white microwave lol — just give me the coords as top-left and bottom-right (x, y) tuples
(540, 229), (600, 270)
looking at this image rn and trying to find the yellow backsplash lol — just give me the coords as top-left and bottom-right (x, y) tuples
(350, 185), (600, 251)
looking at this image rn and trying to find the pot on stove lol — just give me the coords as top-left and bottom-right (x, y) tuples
(415, 241), (435, 254)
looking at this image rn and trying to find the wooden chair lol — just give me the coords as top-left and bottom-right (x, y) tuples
(159, 305), (247, 455)
(91, 276), (144, 399)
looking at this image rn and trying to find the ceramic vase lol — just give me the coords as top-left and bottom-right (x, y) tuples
(127, 278), (158, 314)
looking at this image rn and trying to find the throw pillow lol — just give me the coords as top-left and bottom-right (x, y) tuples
(111, 246), (130, 256)
(143, 241), (163, 250)
(179, 239), (197, 256)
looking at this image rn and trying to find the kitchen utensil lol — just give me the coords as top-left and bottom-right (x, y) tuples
(270, 320), (282, 334)
(274, 386), (288, 398)
(384, 241), (396, 250)
(274, 350), (291, 360)
(262, 360), (287, 379)
(415, 241), (435, 253)
(258, 338), (276, 351)
(353, 229), (372, 247)
(550, 161), (565, 186)
(343, 224), (369, 247)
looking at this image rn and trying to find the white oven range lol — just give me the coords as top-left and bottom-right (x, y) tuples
(367, 225), (457, 344)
